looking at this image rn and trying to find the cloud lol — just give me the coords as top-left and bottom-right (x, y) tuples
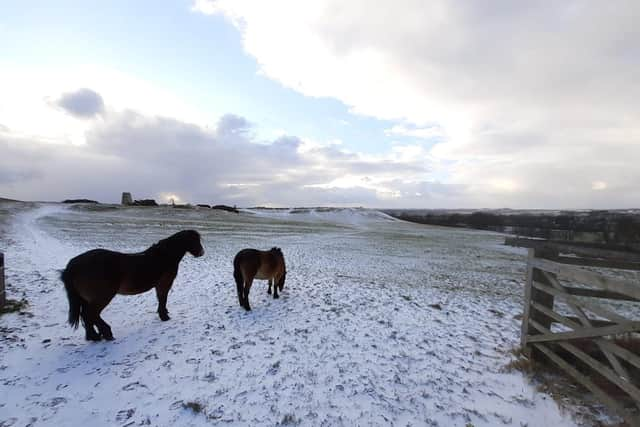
(385, 124), (444, 140)
(1, 106), (450, 207)
(592, 181), (607, 191)
(216, 114), (252, 137)
(0, 64), (214, 147)
(54, 88), (105, 118)
(195, 0), (640, 208)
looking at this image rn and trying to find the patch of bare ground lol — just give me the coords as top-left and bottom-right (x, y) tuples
(0, 298), (29, 316)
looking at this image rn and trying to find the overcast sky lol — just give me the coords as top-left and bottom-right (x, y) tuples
(1, 1), (638, 208)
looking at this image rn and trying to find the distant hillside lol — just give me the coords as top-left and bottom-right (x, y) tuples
(0, 197), (22, 203)
(62, 199), (99, 204)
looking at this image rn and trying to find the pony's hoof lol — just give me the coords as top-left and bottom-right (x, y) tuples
(86, 333), (101, 342)
(159, 313), (171, 321)
(267, 289), (272, 294)
(101, 330), (114, 341)
(273, 294), (280, 299)
(243, 305), (252, 311)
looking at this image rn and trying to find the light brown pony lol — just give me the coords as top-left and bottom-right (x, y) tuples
(61, 230), (204, 341)
(233, 247), (286, 311)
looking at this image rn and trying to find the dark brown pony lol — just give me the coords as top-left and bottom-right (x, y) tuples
(233, 247), (286, 311)
(61, 230), (204, 341)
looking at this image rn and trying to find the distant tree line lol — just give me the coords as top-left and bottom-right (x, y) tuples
(385, 210), (640, 246)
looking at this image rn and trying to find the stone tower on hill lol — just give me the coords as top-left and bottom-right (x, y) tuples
(121, 192), (133, 205)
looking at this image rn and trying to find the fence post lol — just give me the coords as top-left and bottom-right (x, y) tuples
(0, 252), (5, 308)
(521, 249), (535, 352)
(521, 247), (557, 360)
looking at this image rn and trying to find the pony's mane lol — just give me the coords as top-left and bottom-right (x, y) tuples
(148, 230), (199, 253)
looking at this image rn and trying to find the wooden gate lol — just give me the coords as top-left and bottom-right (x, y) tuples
(507, 238), (640, 425)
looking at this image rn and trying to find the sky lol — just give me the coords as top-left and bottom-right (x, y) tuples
(0, 0), (638, 208)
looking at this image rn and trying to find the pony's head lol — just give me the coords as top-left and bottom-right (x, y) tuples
(172, 229), (205, 257)
(271, 247), (286, 291)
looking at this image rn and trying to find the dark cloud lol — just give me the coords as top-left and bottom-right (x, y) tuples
(55, 88), (105, 118)
(216, 114), (252, 137)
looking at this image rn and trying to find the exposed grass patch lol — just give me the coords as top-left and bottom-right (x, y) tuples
(502, 347), (534, 374)
(488, 308), (505, 318)
(181, 400), (225, 421)
(0, 298), (29, 316)
(182, 401), (205, 414)
(279, 413), (299, 425)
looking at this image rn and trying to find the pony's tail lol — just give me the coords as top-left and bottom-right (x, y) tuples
(61, 268), (81, 329)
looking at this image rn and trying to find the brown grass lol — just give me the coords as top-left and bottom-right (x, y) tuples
(0, 298), (29, 316)
(502, 347), (534, 373)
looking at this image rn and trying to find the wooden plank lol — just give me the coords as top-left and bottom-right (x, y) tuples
(563, 287), (639, 302)
(532, 280), (630, 323)
(564, 316), (615, 327)
(545, 254), (640, 271)
(529, 303), (640, 371)
(531, 301), (580, 329)
(530, 320), (640, 405)
(531, 251), (556, 331)
(534, 303), (631, 379)
(521, 249), (535, 348)
(541, 270), (632, 380)
(532, 257), (640, 302)
(533, 343), (640, 426)
(527, 319), (640, 343)
(597, 339), (640, 371)
(524, 249), (558, 361)
(505, 237), (640, 263)
(531, 306), (640, 372)
(562, 341), (640, 405)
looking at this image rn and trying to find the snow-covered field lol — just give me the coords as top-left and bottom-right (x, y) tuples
(0, 202), (604, 426)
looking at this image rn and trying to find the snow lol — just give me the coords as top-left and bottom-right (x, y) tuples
(0, 203), (592, 426)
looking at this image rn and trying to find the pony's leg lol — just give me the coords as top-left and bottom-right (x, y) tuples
(91, 296), (115, 340)
(267, 279), (272, 295)
(243, 278), (253, 311)
(156, 273), (177, 321)
(272, 278), (279, 299)
(94, 315), (114, 341)
(155, 286), (170, 321)
(81, 303), (101, 341)
(236, 278), (244, 307)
